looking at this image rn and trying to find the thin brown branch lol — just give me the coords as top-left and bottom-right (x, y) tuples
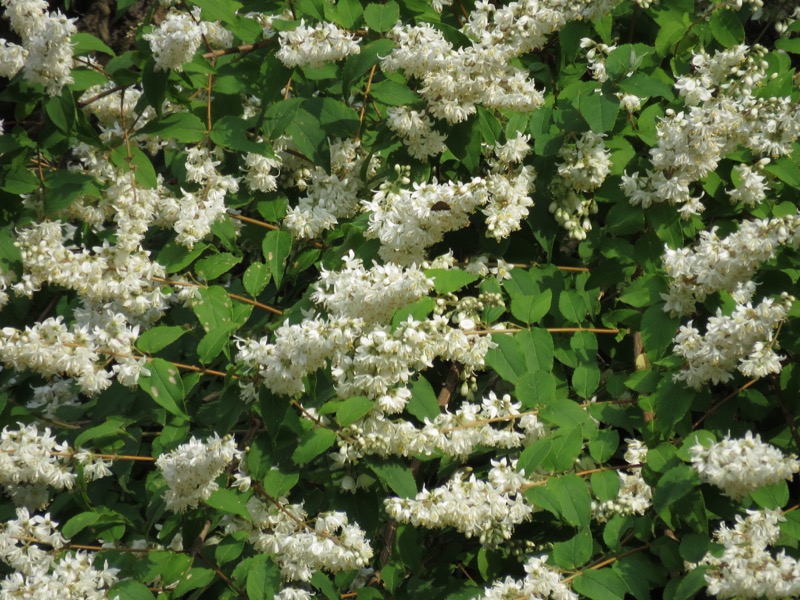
(202, 40), (271, 59)
(692, 378), (757, 429)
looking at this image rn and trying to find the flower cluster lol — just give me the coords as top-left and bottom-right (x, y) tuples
(549, 132), (610, 240)
(0, 0), (76, 95)
(156, 434), (242, 513)
(592, 438), (652, 522)
(385, 458), (533, 545)
(689, 432), (799, 500)
(225, 496), (373, 582)
(479, 555), (577, 600)
(386, 106), (447, 160)
(175, 146), (241, 248)
(282, 139), (370, 239)
(661, 215), (800, 316)
(277, 20), (360, 69)
(693, 509), (800, 599)
(15, 221), (170, 322)
(0, 508), (119, 599)
(0, 424), (111, 510)
(673, 293), (793, 388)
(312, 252), (433, 325)
(622, 45), (800, 216)
(363, 171), (490, 265)
(332, 392), (545, 466)
(144, 7), (232, 72)
(483, 134), (536, 240)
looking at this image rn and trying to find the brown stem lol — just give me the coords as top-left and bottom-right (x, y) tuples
(202, 40), (271, 59)
(561, 544), (651, 584)
(357, 65), (377, 141)
(692, 379), (757, 429)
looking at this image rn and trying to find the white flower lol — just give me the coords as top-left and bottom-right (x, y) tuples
(690, 432), (799, 500)
(277, 20), (360, 69)
(156, 434), (242, 512)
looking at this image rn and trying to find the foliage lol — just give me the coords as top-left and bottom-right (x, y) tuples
(0, 0), (799, 598)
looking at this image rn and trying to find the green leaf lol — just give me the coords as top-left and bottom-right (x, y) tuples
(549, 474), (592, 527)
(553, 529), (593, 569)
(515, 371), (558, 408)
(262, 230), (292, 288)
(425, 268), (479, 294)
(518, 436), (553, 476)
(618, 73), (674, 100)
(62, 511), (102, 538)
(710, 9), (744, 47)
(138, 358), (187, 419)
(751, 480), (789, 509)
(517, 328), (555, 373)
(640, 304), (679, 359)
(211, 116), (270, 154)
(406, 376), (440, 422)
(591, 470), (621, 502)
(510, 289), (552, 325)
(575, 92), (620, 133)
(188, 0), (243, 25)
(195, 252), (241, 281)
(292, 428), (337, 464)
(333, 0), (363, 28)
(342, 37), (394, 98)
(71, 32), (115, 56)
(246, 554), (281, 600)
(572, 364), (600, 399)
(573, 569), (628, 600)
(447, 115), (482, 171)
(653, 466), (700, 515)
(45, 91), (76, 133)
(110, 144), (157, 188)
(192, 286), (234, 333)
(303, 97), (360, 139)
(653, 378), (694, 436)
(215, 537), (245, 565)
(262, 469), (300, 498)
(589, 429), (619, 463)
(544, 428), (584, 473)
(392, 297), (435, 329)
(775, 37), (800, 54)
(671, 567), (710, 600)
(109, 581), (156, 600)
(137, 325), (188, 354)
(368, 460), (417, 498)
(336, 396), (373, 426)
(137, 112), (206, 143)
(205, 488), (251, 520)
(364, 1), (400, 32)
(157, 242), (208, 274)
(173, 568), (216, 597)
(243, 262), (271, 297)
(43, 171), (100, 214)
(655, 20), (686, 56)
(75, 416), (135, 448)
(619, 274), (667, 308)
(559, 290), (588, 324)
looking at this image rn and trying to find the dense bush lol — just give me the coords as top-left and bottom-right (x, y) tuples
(0, 0), (799, 598)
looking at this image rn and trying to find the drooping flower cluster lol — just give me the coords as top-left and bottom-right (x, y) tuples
(689, 432), (800, 500)
(276, 20), (360, 69)
(592, 438), (652, 522)
(174, 146), (241, 248)
(283, 139), (370, 239)
(144, 7), (232, 71)
(15, 221), (170, 322)
(225, 496), (373, 582)
(384, 458), (534, 545)
(661, 215), (800, 316)
(479, 555), (577, 600)
(692, 509), (800, 599)
(580, 37), (617, 82)
(621, 44), (800, 217)
(549, 132), (610, 240)
(673, 293), (793, 388)
(0, 308), (148, 395)
(156, 434), (242, 513)
(311, 252), (433, 325)
(0, 0), (76, 95)
(363, 172), (490, 265)
(0, 508), (119, 599)
(0, 424), (112, 510)
(332, 392), (545, 467)
(386, 106), (447, 160)
(483, 134), (536, 240)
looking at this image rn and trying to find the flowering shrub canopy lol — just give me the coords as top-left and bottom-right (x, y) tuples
(0, 0), (799, 597)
